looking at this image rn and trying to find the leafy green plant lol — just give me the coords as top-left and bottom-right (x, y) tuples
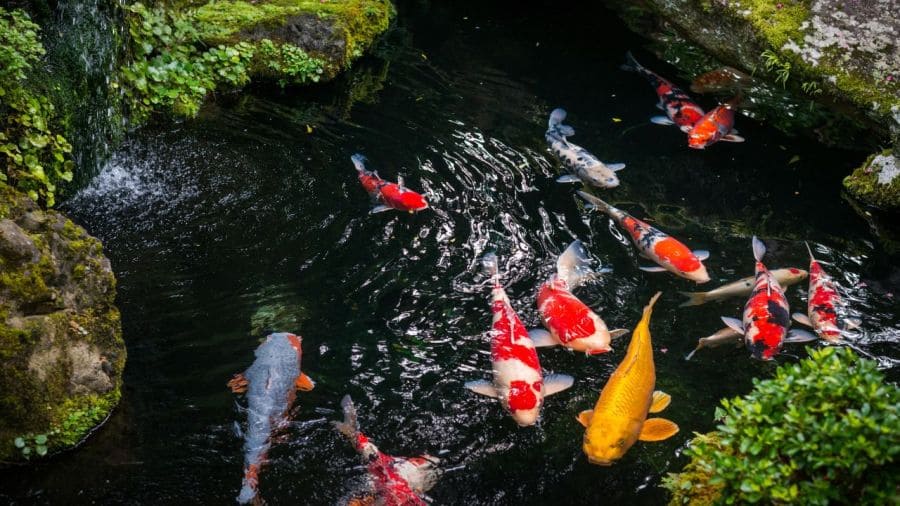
(664, 347), (900, 505)
(801, 80), (823, 96)
(256, 38), (325, 87)
(13, 433), (48, 459)
(0, 7), (74, 207)
(761, 49), (792, 87)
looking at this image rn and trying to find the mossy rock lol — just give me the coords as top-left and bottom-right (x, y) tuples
(604, 0), (898, 144)
(843, 150), (900, 210)
(195, 0), (395, 77)
(0, 183), (124, 463)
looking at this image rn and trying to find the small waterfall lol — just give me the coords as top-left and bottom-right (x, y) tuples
(28, 0), (125, 187)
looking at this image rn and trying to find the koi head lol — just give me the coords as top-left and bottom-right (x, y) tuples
(582, 427), (633, 466)
(237, 463), (260, 504)
(683, 264), (711, 284)
(584, 167), (620, 188)
(787, 267), (809, 284)
(687, 125), (714, 149)
(507, 380), (542, 427)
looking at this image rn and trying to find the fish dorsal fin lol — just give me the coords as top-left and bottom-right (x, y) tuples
(638, 418), (679, 441)
(649, 391), (671, 413)
(576, 409), (593, 428)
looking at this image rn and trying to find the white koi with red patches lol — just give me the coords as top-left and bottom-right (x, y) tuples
(466, 253), (574, 427)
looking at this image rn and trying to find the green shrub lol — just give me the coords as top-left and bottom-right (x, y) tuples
(664, 347), (900, 505)
(0, 7), (74, 207)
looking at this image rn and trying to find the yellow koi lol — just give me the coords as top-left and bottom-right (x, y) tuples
(577, 292), (678, 465)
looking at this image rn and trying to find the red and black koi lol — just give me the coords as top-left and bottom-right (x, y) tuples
(334, 396), (441, 506)
(687, 95), (745, 149)
(621, 51), (705, 132)
(228, 332), (315, 504)
(791, 243), (859, 341)
(721, 237), (815, 360)
(352, 154), (429, 214)
(529, 241), (628, 355)
(577, 191), (711, 283)
(465, 253), (574, 427)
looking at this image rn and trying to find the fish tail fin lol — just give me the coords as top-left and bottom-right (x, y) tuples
(678, 291), (707, 307)
(351, 153), (369, 173)
(621, 51), (642, 72)
(637, 292), (663, 333)
(805, 241), (816, 262)
(548, 108), (575, 136)
(482, 252), (500, 285)
(236, 464), (260, 504)
(557, 240), (594, 288)
(576, 190), (613, 215)
(752, 236), (766, 262)
(332, 394), (359, 442)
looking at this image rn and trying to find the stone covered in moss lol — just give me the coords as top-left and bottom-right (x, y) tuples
(195, 0), (395, 78)
(843, 150), (900, 210)
(0, 183), (123, 462)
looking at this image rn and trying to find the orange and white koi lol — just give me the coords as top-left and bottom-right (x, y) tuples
(528, 241), (628, 355)
(465, 253), (574, 426)
(621, 51), (705, 132)
(721, 237), (816, 360)
(228, 332), (315, 504)
(333, 396), (440, 506)
(352, 154), (429, 214)
(577, 191), (710, 283)
(687, 95), (744, 149)
(791, 243), (860, 341)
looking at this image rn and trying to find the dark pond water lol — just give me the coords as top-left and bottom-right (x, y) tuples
(4, 1), (899, 504)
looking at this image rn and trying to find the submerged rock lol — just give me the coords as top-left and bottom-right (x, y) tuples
(0, 183), (123, 463)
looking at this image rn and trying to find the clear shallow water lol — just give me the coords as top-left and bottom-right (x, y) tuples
(4, 1), (899, 504)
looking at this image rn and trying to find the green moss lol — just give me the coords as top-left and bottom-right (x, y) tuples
(843, 149), (900, 210)
(49, 388), (120, 448)
(739, 0), (810, 49)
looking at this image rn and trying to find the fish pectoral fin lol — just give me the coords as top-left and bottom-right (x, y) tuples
(692, 249), (710, 261)
(680, 125), (694, 133)
(295, 373), (315, 392)
(721, 316), (745, 334)
(556, 174), (583, 183)
(638, 418), (680, 441)
(639, 265), (668, 273)
(650, 115), (675, 126)
(843, 318), (862, 330)
(721, 134), (745, 143)
(542, 374), (575, 397)
(784, 329), (818, 343)
(465, 380), (500, 398)
(605, 163), (626, 171)
(649, 391), (672, 413)
(576, 409), (593, 428)
(609, 328), (629, 339)
(528, 328), (558, 347)
(791, 312), (813, 327)
(227, 373), (248, 394)
(370, 205), (392, 214)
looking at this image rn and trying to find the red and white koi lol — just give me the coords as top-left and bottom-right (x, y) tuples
(721, 237), (815, 360)
(621, 51), (705, 132)
(228, 332), (315, 504)
(528, 241), (628, 355)
(577, 191), (711, 283)
(334, 395), (440, 506)
(352, 154), (429, 214)
(791, 243), (859, 342)
(465, 253), (574, 426)
(687, 95), (745, 149)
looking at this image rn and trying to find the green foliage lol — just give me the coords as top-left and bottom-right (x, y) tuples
(664, 347), (900, 505)
(0, 7), (74, 207)
(13, 433), (48, 459)
(120, 3), (255, 122)
(256, 39), (324, 87)
(761, 49), (791, 87)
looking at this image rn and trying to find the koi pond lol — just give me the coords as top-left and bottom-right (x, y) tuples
(5, 1), (899, 504)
